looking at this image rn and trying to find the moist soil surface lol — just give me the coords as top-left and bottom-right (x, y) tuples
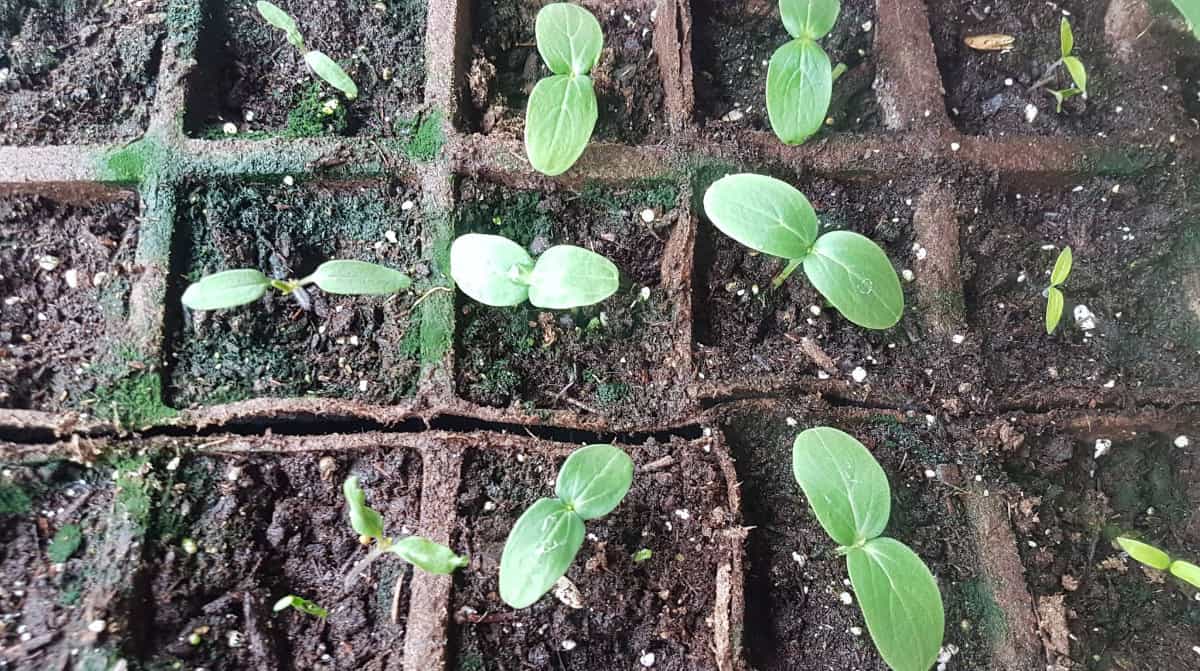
(0, 0), (165, 145)
(186, 0), (427, 138)
(165, 179), (426, 408)
(691, 0), (879, 140)
(454, 178), (687, 424)
(464, 0), (668, 144)
(0, 193), (140, 413)
(450, 439), (731, 670)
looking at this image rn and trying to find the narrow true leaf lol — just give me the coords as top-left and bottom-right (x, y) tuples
(554, 444), (634, 520)
(1117, 537), (1171, 571)
(848, 538), (945, 671)
(256, 0), (304, 49)
(527, 245), (620, 309)
(792, 427), (891, 547)
(1059, 17), (1074, 58)
(1169, 560), (1200, 588)
(343, 476), (385, 541)
(802, 231), (904, 329)
(450, 234), (535, 306)
(1170, 0), (1200, 40)
(308, 260), (411, 295)
(535, 3), (604, 75)
(780, 0), (841, 40)
(767, 38), (833, 145)
(304, 51), (358, 99)
(1049, 246), (1072, 286)
(1045, 286), (1064, 335)
(181, 268), (271, 311)
(1062, 56), (1087, 94)
(390, 536), (468, 574)
(702, 173), (818, 259)
(499, 498), (585, 608)
(525, 74), (598, 176)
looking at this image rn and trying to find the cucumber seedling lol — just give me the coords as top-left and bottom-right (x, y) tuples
(767, 0), (842, 144)
(703, 173), (904, 329)
(450, 233), (620, 309)
(1117, 536), (1200, 589)
(273, 595), (328, 619)
(525, 3), (604, 175)
(499, 444), (634, 608)
(793, 427), (944, 671)
(255, 1), (359, 100)
(1044, 246), (1072, 334)
(1030, 17), (1088, 113)
(181, 260), (411, 312)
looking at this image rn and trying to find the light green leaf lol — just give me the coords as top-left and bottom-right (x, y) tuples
(1059, 16), (1074, 58)
(182, 268), (271, 311)
(527, 245), (619, 309)
(780, 0), (841, 39)
(632, 548), (652, 563)
(793, 427), (891, 546)
(499, 498), (586, 608)
(525, 74), (598, 176)
(305, 260), (410, 295)
(1171, 0), (1200, 40)
(304, 50), (358, 99)
(803, 231), (904, 329)
(1063, 56), (1087, 94)
(390, 536), (468, 574)
(554, 444), (633, 520)
(1049, 246), (1072, 286)
(450, 234), (535, 306)
(767, 38), (832, 145)
(255, 0), (305, 49)
(535, 3), (604, 75)
(343, 476), (385, 541)
(1117, 537), (1171, 571)
(47, 524), (83, 563)
(702, 173), (818, 259)
(273, 595), (328, 619)
(1045, 286), (1064, 334)
(848, 538), (945, 671)
(1169, 559), (1200, 588)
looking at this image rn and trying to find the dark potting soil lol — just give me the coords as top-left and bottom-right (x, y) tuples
(965, 171), (1200, 400)
(1005, 427), (1200, 670)
(691, 0), (878, 140)
(186, 0), (427, 138)
(453, 178), (688, 424)
(464, 0), (668, 144)
(927, 0), (1196, 137)
(450, 439), (732, 670)
(137, 448), (423, 670)
(0, 0), (165, 145)
(719, 403), (993, 671)
(0, 193), (140, 412)
(165, 180), (426, 408)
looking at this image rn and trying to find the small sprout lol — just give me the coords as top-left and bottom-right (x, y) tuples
(343, 476), (468, 575)
(181, 537), (199, 555)
(272, 595), (329, 619)
(1032, 18), (1088, 113)
(181, 260), (411, 312)
(450, 234), (619, 309)
(500, 444), (634, 608)
(188, 632), (202, 645)
(255, 1), (358, 99)
(1044, 246), (1072, 334)
(1117, 536), (1200, 589)
(767, 0), (841, 144)
(632, 548), (653, 563)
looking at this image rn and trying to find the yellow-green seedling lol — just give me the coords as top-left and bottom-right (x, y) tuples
(632, 548), (652, 563)
(256, 1), (358, 99)
(450, 233), (619, 309)
(767, 0), (841, 144)
(499, 444), (634, 608)
(1031, 17), (1087, 113)
(1044, 246), (1072, 334)
(704, 173), (903, 329)
(525, 3), (603, 175)
(1171, 0), (1200, 40)
(343, 476), (468, 580)
(181, 260), (410, 312)
(793, 427), (944, 671)
(1117, 537), (1200, 589)
(272, 595), (328, 619)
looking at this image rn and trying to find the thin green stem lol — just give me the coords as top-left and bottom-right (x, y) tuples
(771, 258), (803, 289)
(831, 63), (848, 83)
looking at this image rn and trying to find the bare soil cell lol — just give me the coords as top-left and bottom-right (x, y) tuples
(0, 193), (141, 412)
(450, 439), (733, 670)
(165, 179), (426, 408)
(691, 0), (878, 139)
(454, 178), (688, 424)
(0, 0), (165, 145)
(464, 0), (668, 144)
(186, 0), (427, 138)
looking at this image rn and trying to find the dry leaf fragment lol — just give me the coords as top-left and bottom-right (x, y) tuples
(965, 34), (1015, 51)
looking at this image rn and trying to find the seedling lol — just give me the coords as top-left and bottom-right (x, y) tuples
(1171, 0), (1200, 40)
(1117, 537), (1200, 589)
(273, 595), (328, 619)
(255, 1), (358, 100)
(1044, 246), (1072, 334)
(181, 260), (411, 311)
(525, 3), (603, 175)
(632, 548), (652, 563)
(499, 444), (634, 608)
(450, 233), (619, 309)
(793, 427), (944, 671)
(343, 476), (468, 579)
(767, 0), (841, 144)
(1030, 18), (1088, 113)
(703, 173), (903, 329)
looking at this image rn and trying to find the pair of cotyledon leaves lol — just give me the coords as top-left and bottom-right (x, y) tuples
(768, 0), (841, 144)
(704, 173), (903, 329)
(794, 427), (944, 671)
(450, 233), (619, 309)
(256, 0), (359, 99)
(1116, 537), (1200, 589)
(1044, 246), (1072, 334)
(344, 476), (468, 575)
(181, 260), (411, 311)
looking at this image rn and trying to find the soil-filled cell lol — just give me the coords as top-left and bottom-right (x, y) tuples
(0, 0), (165, 145)
(166, 180), (427, 408)
(0, 192), (141, 414)
(450, 438), (737, 670)
(464, 0), (668, 144)
(186, 0), (427, 139)
(965, 173), (1200, 399)
(134, 448), (424, 670)
(691, 0), (878, 140)
(928, 0), (1195, 137)
(453, 178), (689, 425)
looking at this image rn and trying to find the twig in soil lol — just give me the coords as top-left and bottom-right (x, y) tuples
(411, 285), (452, 309)
(784, 333), (837, 375)
(454, 609), (517, 624)
(390, 568), (409, 624)
(564, 397), (601, 415)
(639, 455), (675, 473)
